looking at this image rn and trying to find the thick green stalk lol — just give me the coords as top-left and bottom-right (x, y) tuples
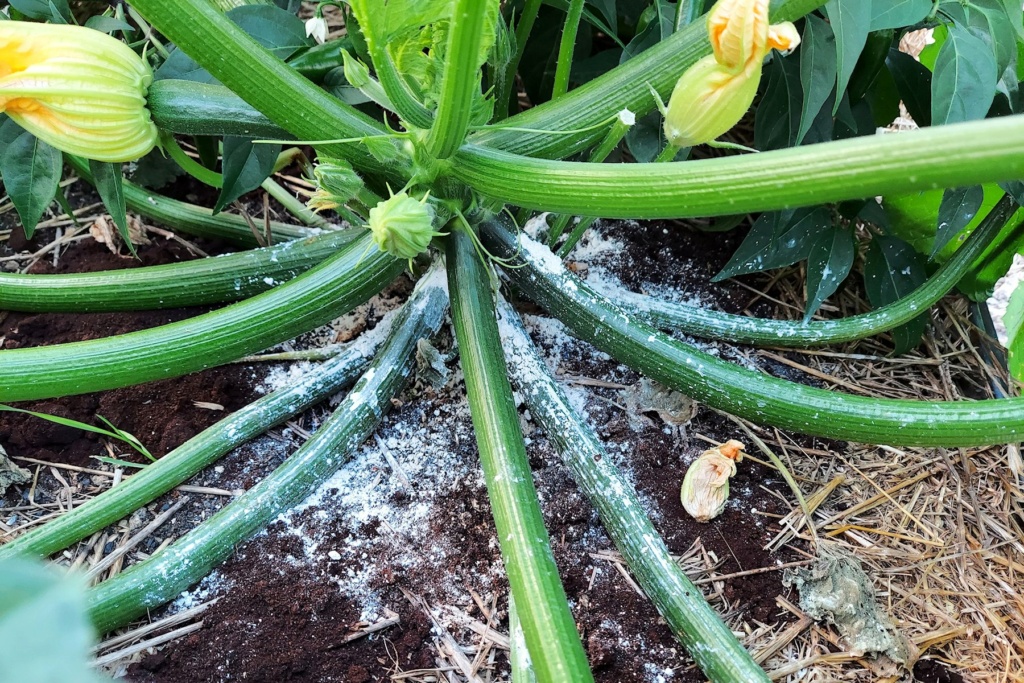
(616, 197), (1020, 346)
(0, 231), (356, 313)
(0, 234), (402, 401)
(86, 264), (449, 633)
(130, 0), (398, 176)
(425, 0), (492, 159)
(508, 597), (538, 683)
(0, 330), (384, 560)
(497, 0), (543, 119)
(67, 155), (311, 246)
(552, 0), (585, 99)
(446, 232), (593, 682)
(454, 116), (1024, 219)
(472, 0), (826, 158)
(260, 177), (327, 227)
(481, 219), (1024, 447)
(497, 298), (769, 683)
(369, 47), (434, 129)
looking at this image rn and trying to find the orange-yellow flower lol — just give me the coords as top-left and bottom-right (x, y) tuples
(680, 439), (745, 522)
(0, 22), (158, 162)
(664, 0), (800, 148)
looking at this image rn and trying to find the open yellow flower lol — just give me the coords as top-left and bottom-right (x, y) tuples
(0, 22), (158, 162)
(664, 0), (800, 148)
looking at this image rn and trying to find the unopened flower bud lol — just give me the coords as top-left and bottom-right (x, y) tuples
(663, 0), (799, 148)
(368, 191), (444, 260)
(308, 157), (363, 213)
(0, 22), (158, 162)
(680, 439), (744, 522)
(341, 49), (371, 89)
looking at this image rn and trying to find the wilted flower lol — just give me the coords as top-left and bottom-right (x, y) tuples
(664, 0), (800, 148)
(680, 439), (745, 522)
(304, 16), (329, 45)
(368, 191), (445, 261)
(307, 157), (363, 213)
(0, 22), (158, 162)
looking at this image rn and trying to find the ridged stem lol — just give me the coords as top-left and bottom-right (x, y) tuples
(446, 231), (593, 682)
(614, 197), (1020, 346)
(497, 0), (543, 119)
(0, 231), (356, 313)
(552, 0), (585, 99)
(481, 219), (1024, 447)
(0, 234), (402, 401)
(454, 117), (1024, 219)
(0, 330), (383, 560)
(497, 297), (768, 683)
(424, 0), (492, 159)
(86, 264), (449, 633)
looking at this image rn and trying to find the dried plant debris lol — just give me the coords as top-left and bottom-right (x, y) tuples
(621, 377), (697, 436)
(0, 445), (31, 496)
(680, 439), (744, 522)
(785, 545), (913, 674)
(415, 337), (451, 389)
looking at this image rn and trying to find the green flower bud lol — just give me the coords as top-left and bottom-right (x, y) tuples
(308, 158), (363, 213)
(368, 191), (444, 260)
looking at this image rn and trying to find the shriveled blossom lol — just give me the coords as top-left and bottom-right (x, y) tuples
(0, 22), (158, 162)
(663, 0), (800, 147)
(680, 439), (745, 522)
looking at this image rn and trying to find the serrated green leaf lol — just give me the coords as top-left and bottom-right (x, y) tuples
(931, 23), (998, 125)
(863, 236), (929, 353)
(214, 137), (280, 214)
(0, 128), (61, 239)
(89, 159), (134, 256)
(714, 207), (831, 280)
(797, 14), (837, 145)
(804, 224), (855, 322)
(870, 0), (931, 31)
(1005, 281), (1024, 383)
(886, 48), (932, 126)
(935, 185), (984, 256)
(824, 0), (871, 115)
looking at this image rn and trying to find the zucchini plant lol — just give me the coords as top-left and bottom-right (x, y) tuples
(1, 0), (1023, 680)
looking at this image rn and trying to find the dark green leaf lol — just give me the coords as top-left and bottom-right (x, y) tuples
(797, 14), (837, 144)
(804, 224), (855, 321)
(755, 53), (801, 150)
(620, 0), (673, 61)
(999, 180), (1024, 206)
(274, 0), (303, 12)
(587, 0), (618, 33)
(84, 16), (136, 34)
(824, 0), (871, 114)
(7, 0), (70, 22)
(625, 110), (662, 163)
(89, 160), (133, 255)
(967, 0), (1022, 110)
(864, 61), (902, 127)
(870, 0), (931, 30)
(714, 207), (831, 280)
(935, 185), (984, 256)
(0, 129), (62, 238)
(886, 48), (932, 126)
(1006, 281), (1024, 383)
(214, 137), (280, 214)
(129, 149), (185, 190)
(931, 23), (998, 125)
(863, 236), (929, 353)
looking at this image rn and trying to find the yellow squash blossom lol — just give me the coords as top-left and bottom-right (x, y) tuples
(680, 439), (745, 522)
(0, 22), (158, 162)
(664, 0), (800, 148)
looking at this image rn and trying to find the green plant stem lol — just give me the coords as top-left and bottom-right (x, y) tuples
(162, 133), (223, 187)
(497, 0), (543, 119)
(473, 0), (825, 158)
(260, 176), (327, 227)
(369, 47), (434, 129)
(676, 0), (704, 29)
(0, 331), (387, 560)
(424, 0), (492, 159)
(0, 234), (402, 402)
(454, 116), (1024, 219)
(555, 216), (597, 257)
(496, 297), (769, 683)
(481, 219), (1024, 447)
(0, 231), (356, 313)
(86, 265), (449, 633)
(612, 197), (1020, 346)
(508, 596), (538, 683)
(446, 231), (593, 682)
(130, 0), (399, 177)
(552, 0), (585, 99)
(67, 155), (312, 247)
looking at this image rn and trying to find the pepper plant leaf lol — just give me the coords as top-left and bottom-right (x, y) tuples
(214, 137), (281, 214)
(0, 123), (62, 239)
(931, 23), (998, 125)
(935, 185), (985, 257)
(864, 236), (929, 353)
(1005, 281), (1024, 384)
(797, 14), (837, 144)
(89, 159), (135, 256)
(804, 224), (856, 322)
(824, 0), (872, 115)
(869, 0), (931, 31)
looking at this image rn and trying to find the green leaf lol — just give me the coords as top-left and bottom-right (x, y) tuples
(886, 48), (932, 126)
(0, 559), (108, 683)
(824, 0), (871, 115)
(870, 0), (931, 30)
(935, 185), (984, 256)
(714, 207), (831, 280)
(214, 137), (280, 214)
(863, 236), (929, 353)
(1006, 281), (1024, 384)
(931, 23), (998, 125)
(755, 53), (801, 150)
(84, 16), (137, 33)
(797, 14), (837, 144)
(999, 180), (1024, 206)
(967, 0), (1022, 110)
(0, 405), (154, 460)
(89, 159), (134, 256)
(7, 0), (70, 22)
(0, 127), (62, 239)
(587, 0), (617, 32)
(804, 224), (855, 321)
